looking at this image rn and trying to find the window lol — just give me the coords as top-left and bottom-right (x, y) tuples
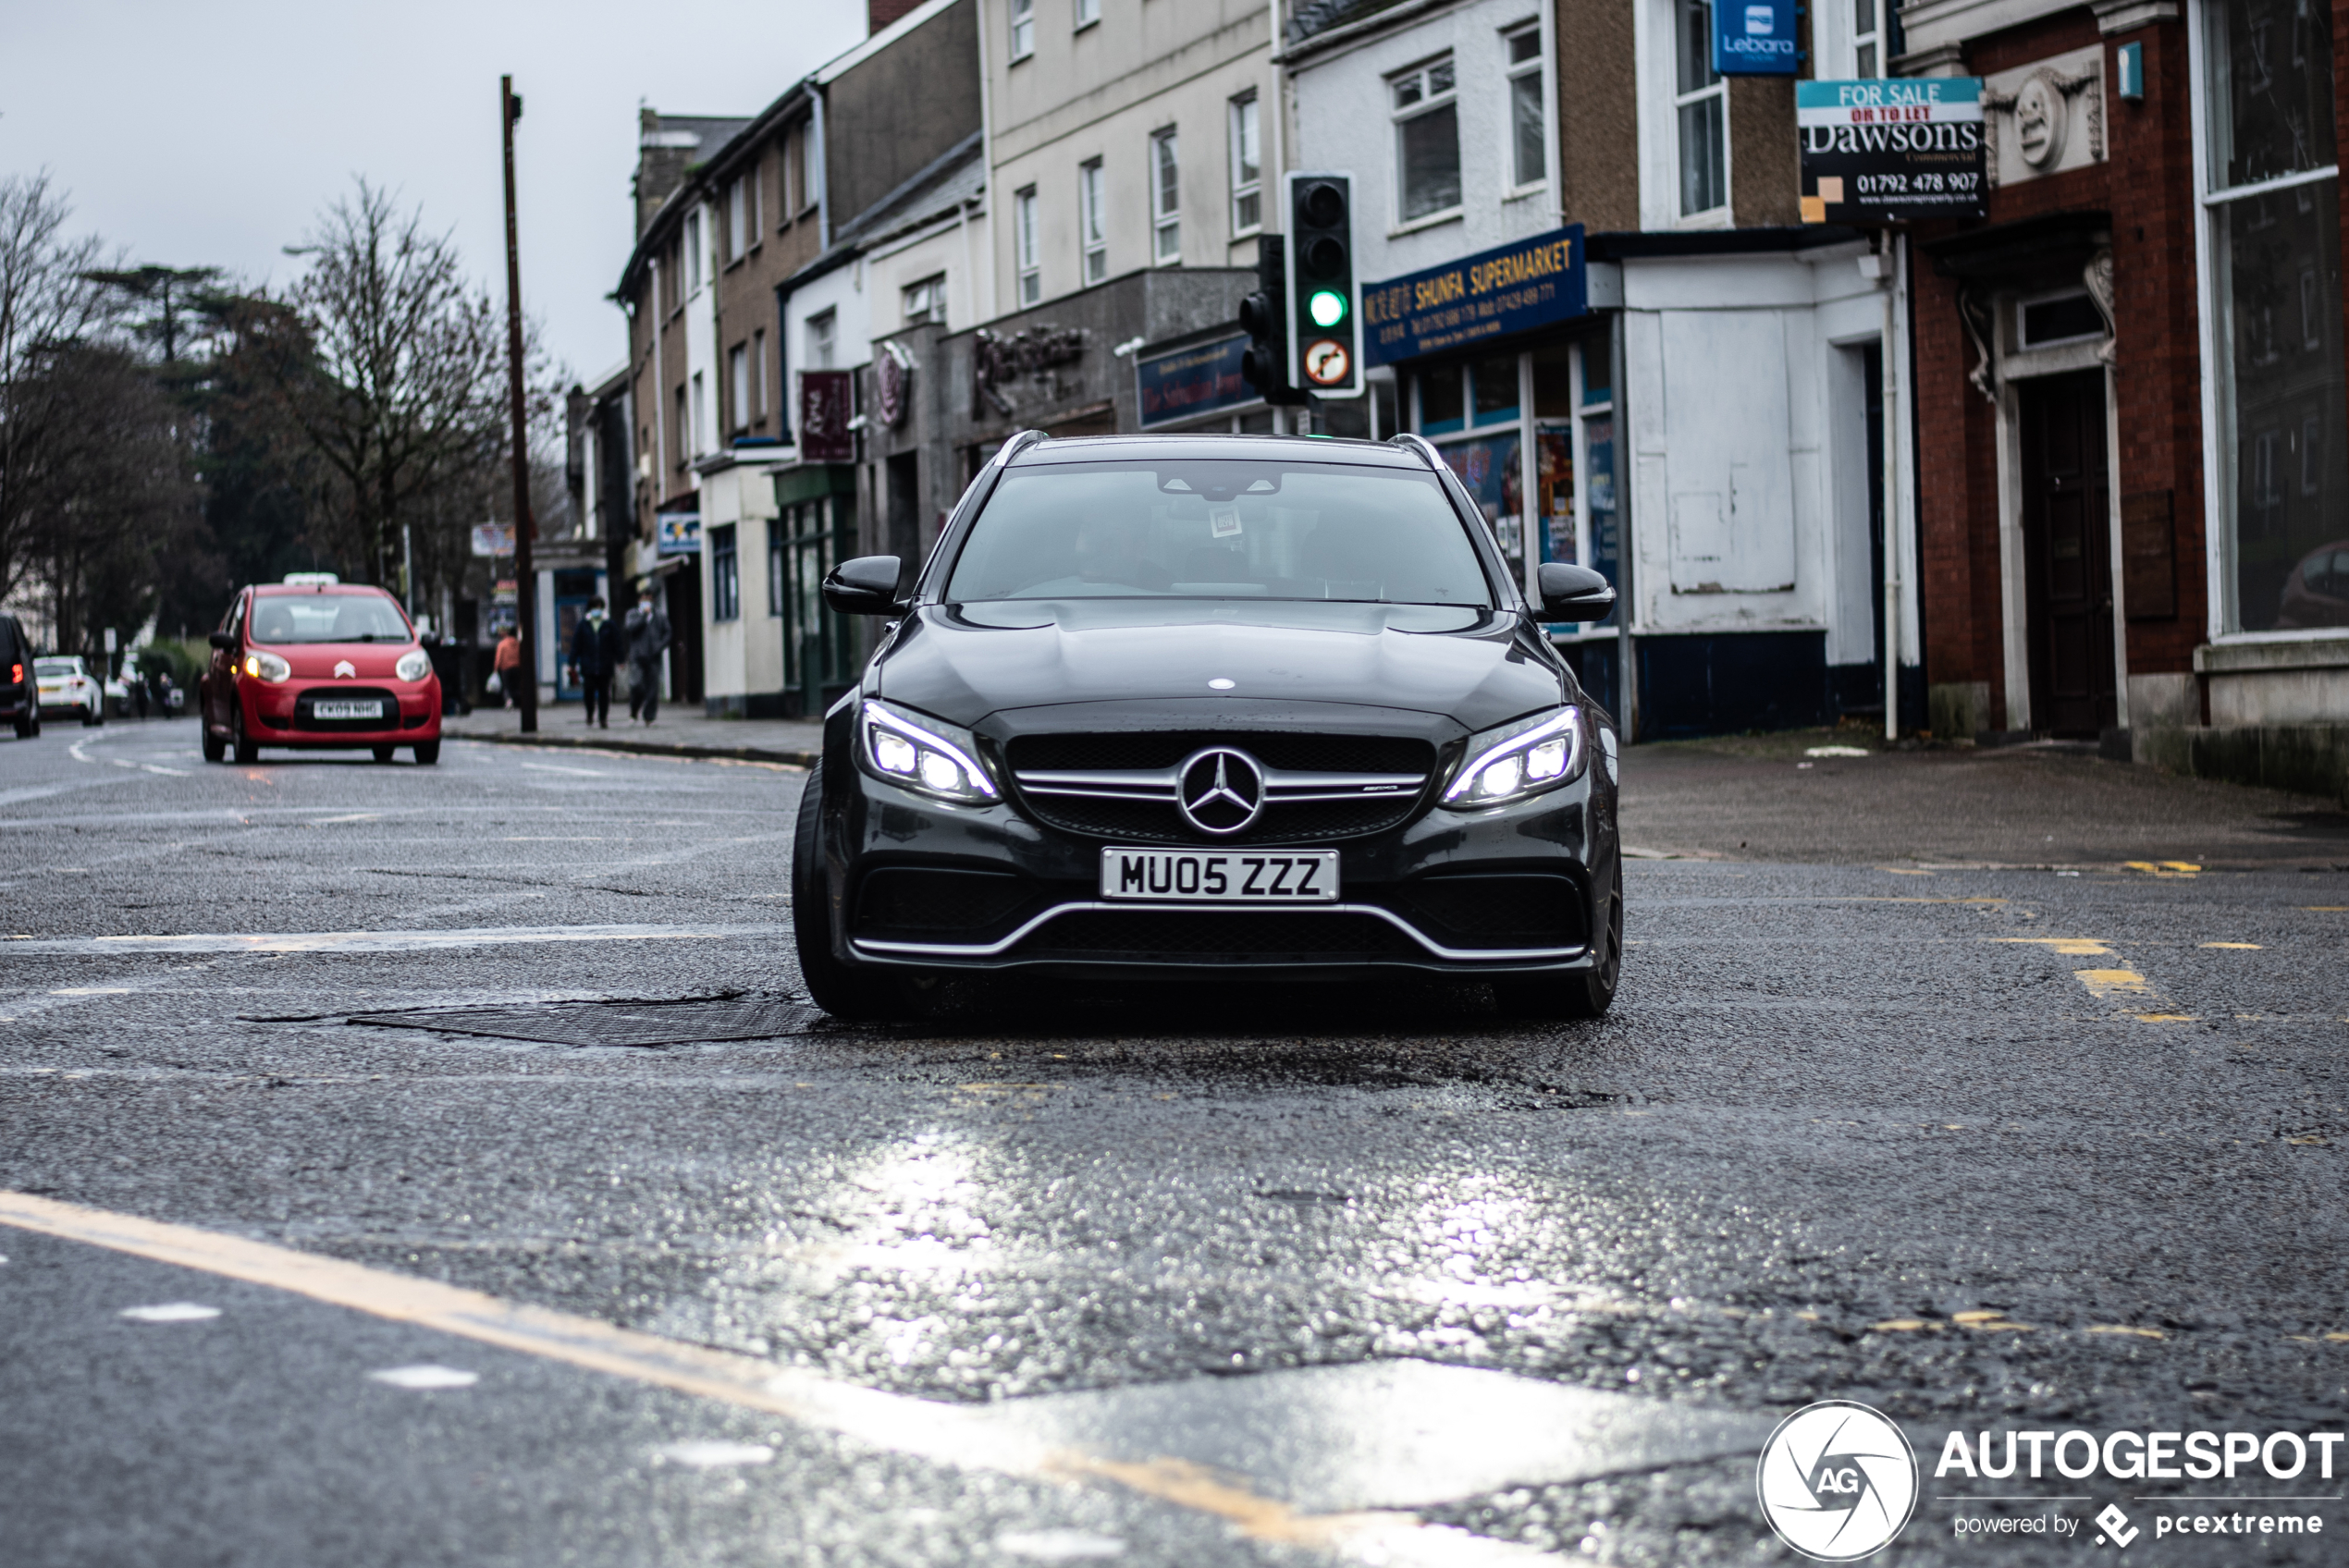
(1075, 0), (1099, 25)
(727, 178), (746, 263)
(672, 385), (687, 468)
(751, 159), (763, 237)
(691, 370), (707, 453)
(784, 126), (806, 215)
(685, 210), (704, 292)
(1674, 0), (1728, 216)
(2018, 291), (2103, 347)
(1150, 129), (1180, 262)
(2202, 0), (2345, 630)
(754, 328), (769, 416)
(1852, 0), (1881, 79)
(904, 274), (948, 325)
(1015, 186), (1041, 305)
(806, 309), (836, 370)
(1507, 26), (1546, 189)
(1079, 160), (1109, 284)
(1229, 94), (1261, 233)
(729, 344), (749, 434)
(711, 525), (740, 620)
(1391, 57), (1461, 222)
(1010, 0), (1034, 60)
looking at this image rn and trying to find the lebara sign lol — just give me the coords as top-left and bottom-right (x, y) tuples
(1362, 226), (1585, 369)
(1136, 335), (1251, 427)
(1798, 80), (1987, 223)
(1715, 0), (1798, 75)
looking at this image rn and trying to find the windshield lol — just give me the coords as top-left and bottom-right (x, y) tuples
(250, 594), (412, 644)
(945, 459), (1493, 606)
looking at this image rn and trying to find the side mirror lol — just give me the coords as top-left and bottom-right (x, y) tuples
(822, 555), (905, 616)
(208, 631), (236, 650)
(419, 631), (442, 648)
(1536, 562), (1616, 620)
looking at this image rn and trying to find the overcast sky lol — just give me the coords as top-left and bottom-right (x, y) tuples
(0, 0), (869, 386)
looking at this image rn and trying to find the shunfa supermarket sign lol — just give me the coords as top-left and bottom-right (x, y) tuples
(1797, 79), (1986, 224)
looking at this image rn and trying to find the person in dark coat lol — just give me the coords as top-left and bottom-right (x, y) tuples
(623, 583), (670, 724)
(569, 596), (616, 729)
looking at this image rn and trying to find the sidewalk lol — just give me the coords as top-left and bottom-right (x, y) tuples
(441, 705), (823, 766)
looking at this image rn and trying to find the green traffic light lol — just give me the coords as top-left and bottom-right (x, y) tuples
(1307, 289), (1347, 329)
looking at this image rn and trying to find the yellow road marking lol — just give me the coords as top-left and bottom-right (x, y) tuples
(2086, 1325), (2166, 1340)
(0, 1190), (1485, 1562)
(2074, 969), (2150, 998)
(2199, 942), (2262, 949)
(1994, 937), (2113, 956)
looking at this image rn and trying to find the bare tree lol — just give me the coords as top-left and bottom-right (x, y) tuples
(0, 174), (121, 611)
(251, 179), (523, 592)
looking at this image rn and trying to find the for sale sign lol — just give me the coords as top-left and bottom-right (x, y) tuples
(1798, 79), (1986, 224)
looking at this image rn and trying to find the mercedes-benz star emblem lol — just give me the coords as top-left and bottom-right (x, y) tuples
(1176, 747), (1265, 836)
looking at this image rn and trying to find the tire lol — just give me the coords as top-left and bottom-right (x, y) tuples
(231, 706), (259, 765)
(792, 763), (903, 1021)
(12, 713), (32, 740)
(1494, 859), (1623, 1020)
(201, 723), (224, 763)
(80, 702), (99, 728)
(373, 745), (396, 763)
(412, 741), (440, 766)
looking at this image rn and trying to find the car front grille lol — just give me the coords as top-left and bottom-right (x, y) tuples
(293, 688), (398, 730)
(1012, 908), (1423, 962)
(853, 866), (1034, 937)
(1005, 730), (1435, 845)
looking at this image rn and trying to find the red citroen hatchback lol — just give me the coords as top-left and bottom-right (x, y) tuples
(200, 576), (443, 765)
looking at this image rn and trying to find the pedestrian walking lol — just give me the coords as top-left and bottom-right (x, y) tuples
(623, 583), (670, 725)
(570, 596), (616, 729)
(493, 629), (523, 709)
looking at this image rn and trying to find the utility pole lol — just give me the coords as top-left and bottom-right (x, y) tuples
(501, 74), (538, 733)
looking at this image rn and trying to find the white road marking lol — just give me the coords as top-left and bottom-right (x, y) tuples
(0, 923), (792, 957)
(120, 1303), (221, 1322)
(997, 1530), (1127, 1560)
(368, 1365), (479, 1390)
(650, 1439), (778, 1468)
(521, 762), (610, 778)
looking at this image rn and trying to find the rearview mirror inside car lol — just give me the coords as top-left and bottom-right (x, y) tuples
(1536, 562), (1616, 620)
(822, 555), (905, 616)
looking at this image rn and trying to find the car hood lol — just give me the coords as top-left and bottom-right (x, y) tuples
(874, 599), (1570, 732)
(258, 643), (417, 680)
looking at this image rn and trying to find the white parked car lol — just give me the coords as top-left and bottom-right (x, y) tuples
(34, 656), (105, 726)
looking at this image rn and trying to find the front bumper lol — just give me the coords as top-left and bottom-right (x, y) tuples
(239, 679), (442, 745)
(814, 718), (1617, 981)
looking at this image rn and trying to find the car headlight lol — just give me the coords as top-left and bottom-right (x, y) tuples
(395, 649), (432, 682)
(241, 650), (291, 683)
(859, 696), (999, 804)
(1442, 706), (1585, 808)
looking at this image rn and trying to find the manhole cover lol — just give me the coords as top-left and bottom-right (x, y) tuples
(346, 996), (817, 1047)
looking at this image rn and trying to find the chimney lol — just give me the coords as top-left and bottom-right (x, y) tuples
(869, 0), (921, 32)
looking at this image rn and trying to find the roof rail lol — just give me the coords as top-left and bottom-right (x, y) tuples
(1386, 433), (1442, 470)
(994, 428), (1049, 467)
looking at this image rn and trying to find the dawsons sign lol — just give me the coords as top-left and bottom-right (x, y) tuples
(1363, 226), (1586, 368)
(1798, 79), (1987, 223)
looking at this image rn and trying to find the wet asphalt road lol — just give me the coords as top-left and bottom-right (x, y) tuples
(2, 718), (2346, 1566)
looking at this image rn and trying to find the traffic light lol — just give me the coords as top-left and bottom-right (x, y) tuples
(1239, 238), (1299, 405)
(1286, 173), (1360, 398)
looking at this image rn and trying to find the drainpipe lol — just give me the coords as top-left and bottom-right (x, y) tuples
(811, 88), (830, 252)
(1881, 235), (1903, 742)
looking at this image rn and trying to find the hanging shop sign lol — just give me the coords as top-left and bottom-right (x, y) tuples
(655, 512), (702, 557)
(1798, 79), (1987, 223)
(1714, 0), (1799, 75)
(1362, 226), (1585, 369)
(875, 342), (913, 429)
(470, 522), (515, 557)
(1136, 335), (1252, 427)
(798, 370), (855, 462)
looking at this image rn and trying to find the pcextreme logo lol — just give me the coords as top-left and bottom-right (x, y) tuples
(1757, 1401), (1920, 1561)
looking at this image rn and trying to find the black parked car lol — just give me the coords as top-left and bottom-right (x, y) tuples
(0, 614), (35, 738)
(793, 432), (1623, 1020)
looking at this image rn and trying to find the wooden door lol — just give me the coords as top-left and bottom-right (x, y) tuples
(2019, 371), (2114, 737)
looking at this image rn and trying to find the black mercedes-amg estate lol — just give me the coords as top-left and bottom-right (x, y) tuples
(793, 431), (1623, 1019)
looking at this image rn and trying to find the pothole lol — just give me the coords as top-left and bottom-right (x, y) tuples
(342, 994), (818, 1047)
